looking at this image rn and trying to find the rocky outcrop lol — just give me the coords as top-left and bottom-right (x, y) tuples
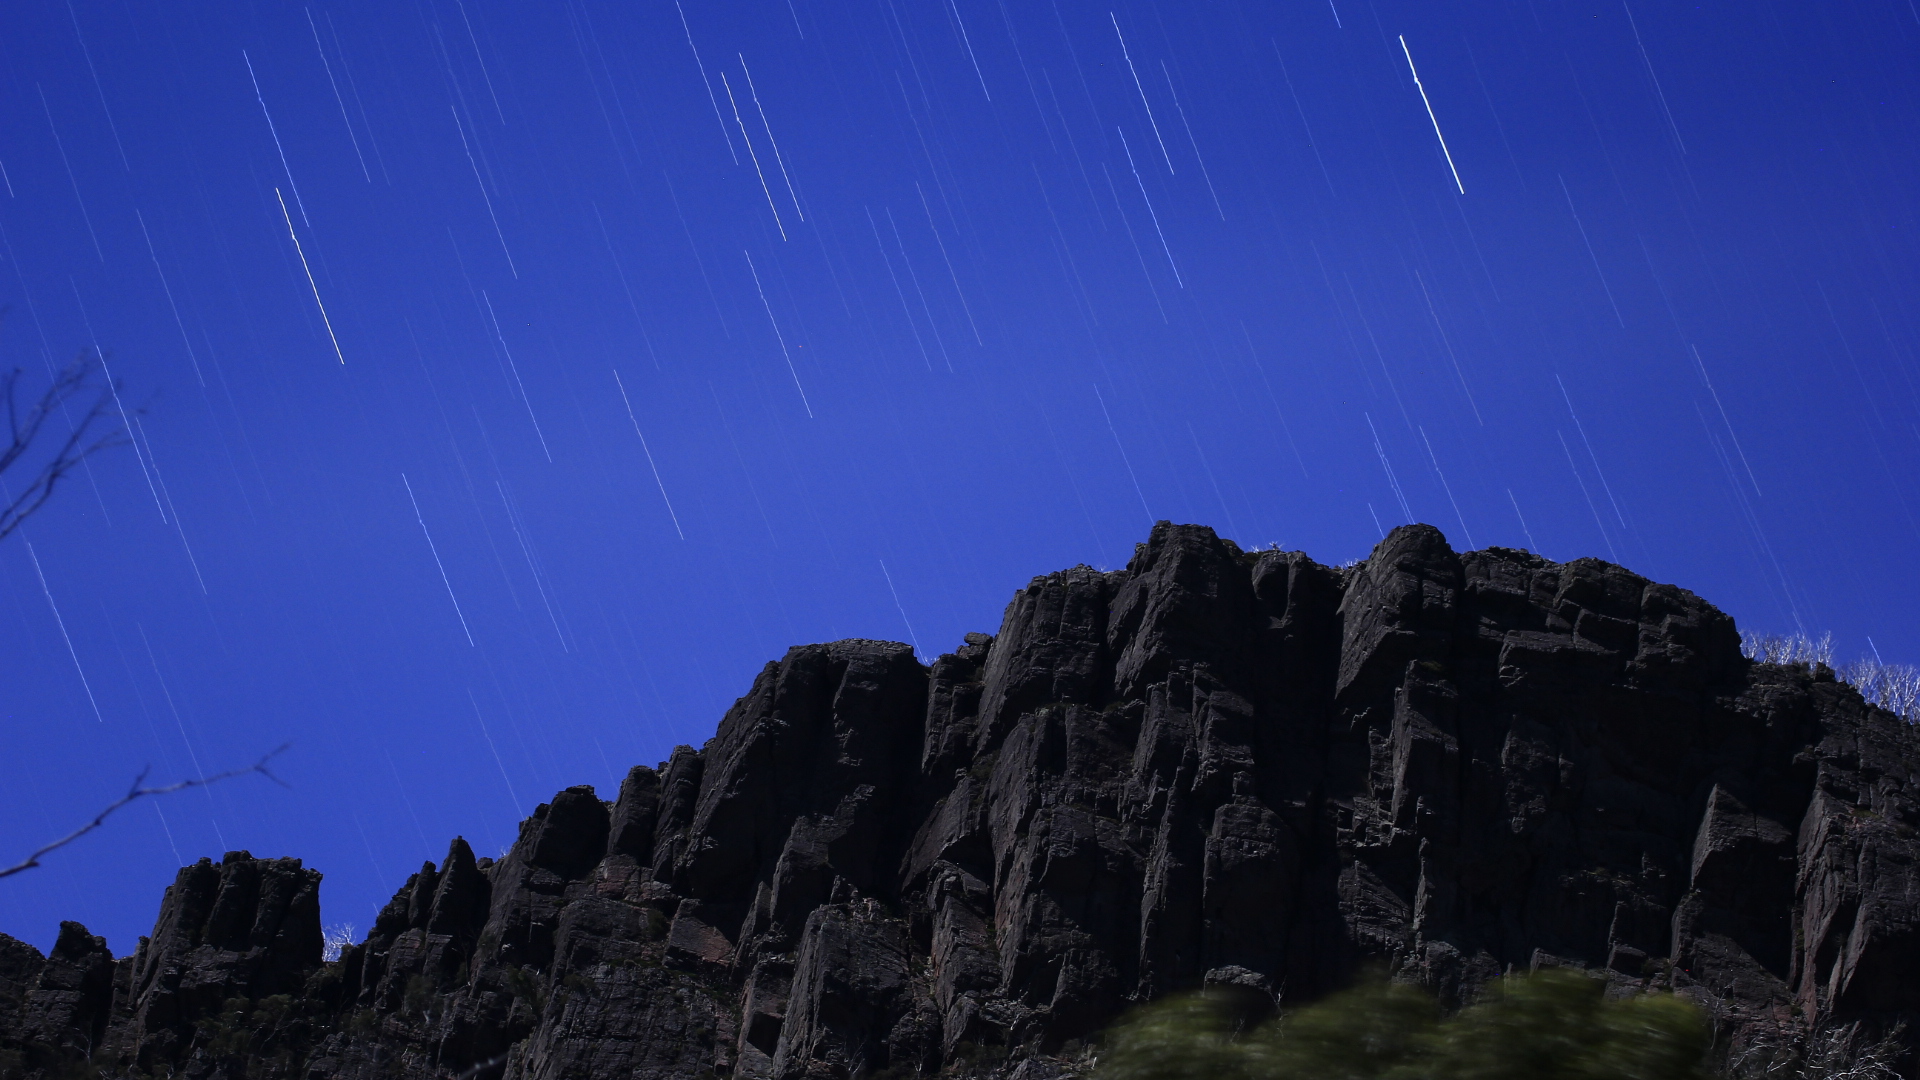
(4, 522), (1917, 1080)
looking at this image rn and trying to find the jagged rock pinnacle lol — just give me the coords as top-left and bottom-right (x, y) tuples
(4, 523), (1916, 1079)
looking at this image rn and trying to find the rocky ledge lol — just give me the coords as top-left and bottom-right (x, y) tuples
(3, 523), (1917, 1080)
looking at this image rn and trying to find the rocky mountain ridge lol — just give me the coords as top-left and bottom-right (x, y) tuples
(4, 522), (1917, 1080)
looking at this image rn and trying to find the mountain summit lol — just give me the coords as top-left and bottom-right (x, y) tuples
(5, 523), (1916, 1079)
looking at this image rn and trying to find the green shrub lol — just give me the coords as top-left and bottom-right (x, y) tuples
(1095, 971), (1709, 1080)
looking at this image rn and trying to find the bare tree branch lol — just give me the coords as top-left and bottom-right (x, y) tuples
(0, 745), (290, 879)
(0, 350), (133, 542)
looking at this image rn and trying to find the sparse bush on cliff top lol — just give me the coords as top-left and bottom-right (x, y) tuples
(1739, 631), (1920, 722)
(1741, 631), (1837, 668)
(1838, 657), (1920, 722)
(1094, 970), (1710, 1080)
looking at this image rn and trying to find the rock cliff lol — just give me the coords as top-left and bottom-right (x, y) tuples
(4, 523), (1917, 1080)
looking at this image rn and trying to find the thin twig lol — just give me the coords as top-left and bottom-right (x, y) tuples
(0, 351), (133, 543)
(0, 745), (290, 879)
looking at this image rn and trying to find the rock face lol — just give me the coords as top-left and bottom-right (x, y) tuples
(4, 523), (1918, 1080)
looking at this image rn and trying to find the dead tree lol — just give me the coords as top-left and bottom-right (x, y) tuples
(0, 349), (287, 880)
(0, 747), (288, 879)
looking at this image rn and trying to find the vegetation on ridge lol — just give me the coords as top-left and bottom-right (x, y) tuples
(1093, 971), (1710, 1080)
(1740, 631), (1919, 722)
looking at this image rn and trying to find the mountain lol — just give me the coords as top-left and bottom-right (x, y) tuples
(4, 522), (1917, 1080)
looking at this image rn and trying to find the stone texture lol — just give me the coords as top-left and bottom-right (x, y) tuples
(4, 522), (1917, 1080)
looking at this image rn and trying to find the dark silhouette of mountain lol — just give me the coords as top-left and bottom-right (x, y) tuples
(5, 523), (1916, 1080)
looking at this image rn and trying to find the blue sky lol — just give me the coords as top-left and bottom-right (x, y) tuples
(2, 0), (1917, 953)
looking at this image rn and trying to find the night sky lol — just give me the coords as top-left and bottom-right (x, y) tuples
(3, 0), (1918, 955)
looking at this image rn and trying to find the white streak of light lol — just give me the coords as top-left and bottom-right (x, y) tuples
(1621, 2), (1685, 154)
(450, 106), (518, 277)
(1273, 41), (1337, 197)
(590, 201), (661, 370)
(1366, 413), (1415, 522)
(452, 0), (507, 124)
(325, 11), (392, 184)
(1506, 489), (1540, 551)
(1557, 174), (1624, 328)
(26, 540), (102, 723)
(743, 251), (814, 417)
(1115, 127), (1183, 287)
(1160, 61), (1223, 219)
(1187, 422), (1242, 542)
(948, 0), (992, 101)
(306, 8), (372, 182)
(1241, 322), (1310, 478)
(244, 51), (313, 225)
(737, 55), (805, 221)
(1691, 403), (1800, 630)
(1398, 36), (1465, 194)
(73, 285), (166, 518)
(468, 689), (523, 813)
(1418, 425), (1475, 548)
(915, 183), (983, 345)
(496, 480), (568, 651)
(866, 207), (934, 370)
(1097, 162), (1165, 319)
(1110, 13), (1175, 173)
(480, 291), (553, 461)
(274, 189), (346, 364)
(1412, 267), (1482, 424)
(402, 473), (475, 647)
(718, 72), (787, 241)
(1094, 383), (1154, 524)
(139, 623), (226, 850)
(1692, 345), (1761, 496)
(613, 367), (685, 539)
(37, 85), (103, 261)
(136, 210), (208, 385)
(63, 0), (129, 170)
(1557, 430), (1620, 563)
(119, 411), (166, 522)
(151, 801), (183, 865)
(135, 416), (209, 592)
(886, 207), (952, 372)
(878, 559), (924, 657)
(675, 0), (740, 164)
(1556, 374), (1628, 529)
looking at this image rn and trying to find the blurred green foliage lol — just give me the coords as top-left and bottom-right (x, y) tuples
(1096, 970), (1710, 1080)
